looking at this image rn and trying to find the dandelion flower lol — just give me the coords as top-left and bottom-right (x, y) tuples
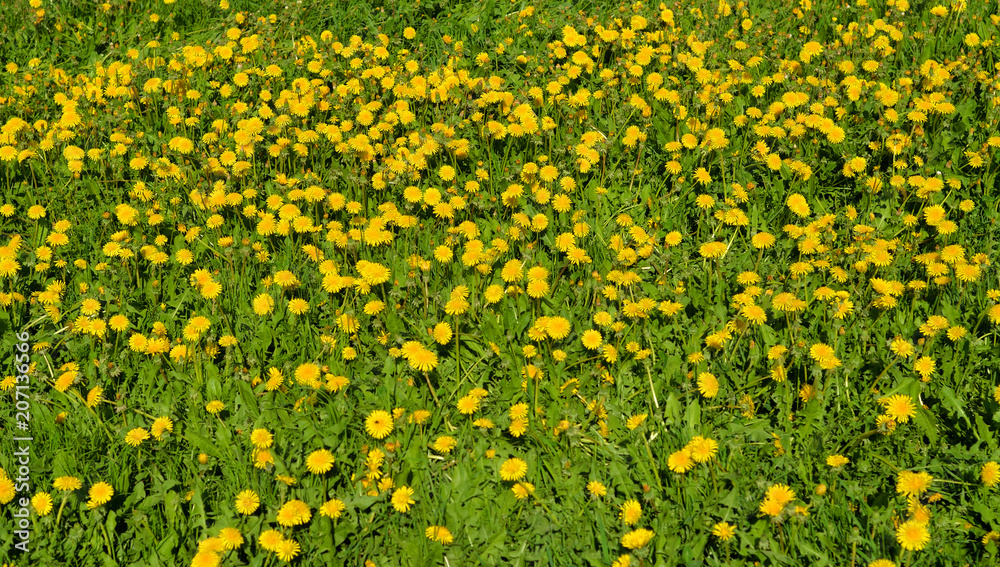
(621, 528), (654, 550)
(250, 428), (274, 449)
(169, 136), (194, 154)
(125, 428), (150, 447)
(697, 373), (719, 398)
(319, 499), (346, 518)
(765, 484), (796, 507)
(365, 410), (394, 439)
(218, 527), (244, 550)
(809, 343), (835, 363)
(392, 486), (416, 512)
(668, 449), (695, 473)
(751, 232), (776, 249)
(687, 436), (719, 463)
(626, 414), (647, 430)
(699, 241), (727, 259)
(914, 356), (935, 381)
(946, 326), (967, 342)
(712, 521), (735, 541)
(500, 457), (528, 481)
(546, 316), (571, 340)
(27, 205), (47, 219)
(190, 550), (220, 567)
(786, 193), (810, 217)
(896, 519), (930, 551)
(235, 490), (260, 515)
(620, 499), (642, 525)
(287, 298), (309, 314)
(356, 260), (391, 285)
(512, 482), (535, 499)
(275, 499), (311, 527)
(53, 476), (82, 491)
(982, 462), (1000, 487)
(0, 476), (13, 504)
(457, 395), (480, 415)
(109, 314), (130, 332)
(432, 435), (457, 453)
(896, 471), (933, 498)
(253, 294), (274, 315)
(425, 525), (454, 545)
(741, 304), (767, 325)
(432, 322), (453, 344)
(32, 492), (54, 516)
(881, 394), (916, 423)
(889, 338), (914, 358)
(759, 498), (785, 517)
(258, 530), (284, 551)
(581, 329), (603, 350)
(409, 348), (439, 372)
(826, 455), (849, 467)
(274, 538), (301, 561)
(87, 482), (114, 509)
(587, 481), (608, 498)
(306, 449), (335, 475)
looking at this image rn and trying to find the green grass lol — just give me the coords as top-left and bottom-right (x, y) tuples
(1, 0), (1000, 565)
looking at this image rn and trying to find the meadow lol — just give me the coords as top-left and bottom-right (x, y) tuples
(1, 0), (1000, 565)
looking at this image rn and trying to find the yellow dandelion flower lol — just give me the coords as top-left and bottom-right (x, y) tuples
(87, 482), (114, 509)
(686, 436), (719, 463)
(620, 528), (654, 550)
(620, 499), (642, 525)
(500, 457), (528, 481)
(896, 470), (933, 498)
(587, 481), (608, 498)
(234, 490), (260, 515)
(305, 449), (335, 475)
(391, 486), (415, 512)
(712, 521), (736, 541)
(697, 372), (719, 398)
(826, 455), (849, 467)
(32, 492), (54, 516)
(124, 428), (150, 447)
(432, 435), (457, 453)
(896, 519), (930, 551)
(668, 448), (695, 473)
(880, 394), (916, 423)
(365, 410), (394, 439)
(982, 462), (1000, 487)
(425, 525), (454, 545)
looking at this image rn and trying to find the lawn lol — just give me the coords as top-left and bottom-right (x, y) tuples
(1, 0), (1000, 565)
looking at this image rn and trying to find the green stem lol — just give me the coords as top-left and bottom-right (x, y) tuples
(55, 493), (69, 527)
(643, 434), (663, 490)
(423, 372), (440, 406)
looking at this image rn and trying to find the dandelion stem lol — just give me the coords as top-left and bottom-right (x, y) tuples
(564, 355), (602, 373)
(840, 428), (881, 453)
(866, 353), (898, 393)
(642, 434), (662, 490)
(532, 370), (540, 424)
(726, 327), (746, 364)
(423, 372), (440, 407)
(100, 519), (115, 561)
(645, 363), (658, 409)
(55, 493), (68, 527)
(454, 316), (460, 386)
